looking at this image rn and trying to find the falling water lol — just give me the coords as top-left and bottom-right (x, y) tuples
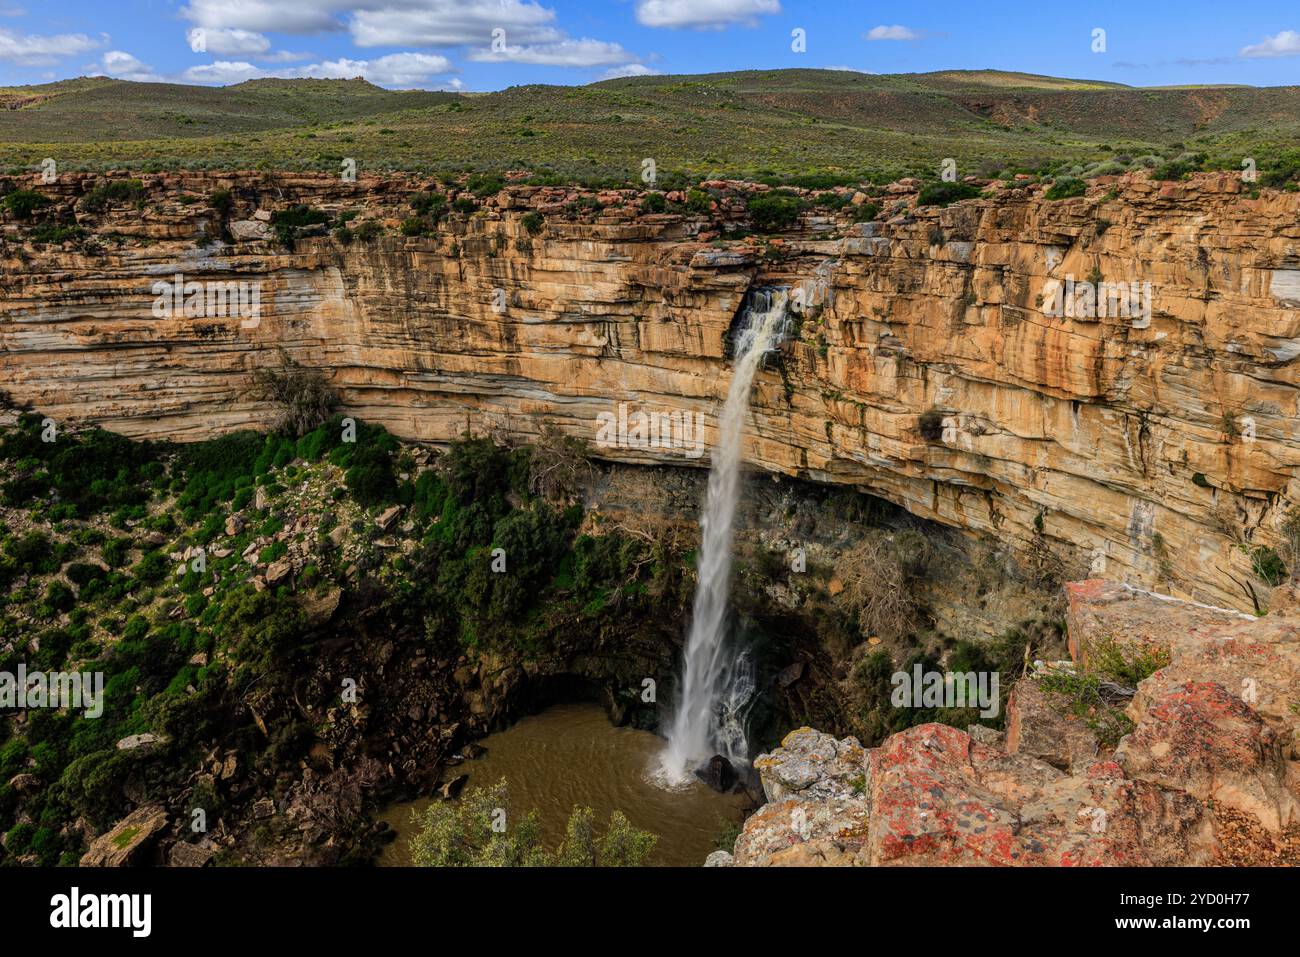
(657, 289), (789, 786)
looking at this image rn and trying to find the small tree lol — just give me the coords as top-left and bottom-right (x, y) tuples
(836, 536), (923, 639)
(410, 778), (657, 867)
(251, 349), (338, 437)
(526, 424), (593, 503)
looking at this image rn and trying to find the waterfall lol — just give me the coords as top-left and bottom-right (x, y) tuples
(656, 289), (789, 786)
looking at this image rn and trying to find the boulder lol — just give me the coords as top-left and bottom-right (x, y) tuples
(776, 661), (805, 688)
(1005, 678), (1100, 772)
(863, 724), (1214, 867)
(1064, 579), (1252, 666)
(375, 505), (403, 530)
(80, 805), (168, 866)
(1116, 681), (1299, 832)
(301, 586), (342, 627)
(229, 219), (271, 241)
(752, 727), (865, 802)
(439, 774), (469, 800)
(265, 559), (292, 587)
(168, 841), (215, 867)
(694, 754), (737, 793)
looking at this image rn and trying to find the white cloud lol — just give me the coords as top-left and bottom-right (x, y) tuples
(182, 0), (562, 47)
(351, 0), (561, 48)
(349, 51), (455, 85)
(181, 51), (455, 87)
(470, 37), (637, 67)
(601, 63), (661, 79)
(636, 0), (779, 29)
(1240, 30), (1300, 58)
(866, 25), (922, 41)
(96, 49), (164, 82)
(181, 0), (347, 34)
(187, 27), (270, 56)
(181, 59), (265, 84)
(0, 27), (101, 65)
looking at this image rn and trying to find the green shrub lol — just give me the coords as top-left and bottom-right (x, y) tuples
(28, 224), (86, 245)
(1045, 177), (1087, 200)
(5, 531), (59, 575)
(1250, 545), (1287, 587)
(345, 443), (398, 506)
(208, 189), (233, 215)
(1151, 160), (1195, 182)
(916, 181), (981, 207)
(410, 778), (655, 866)
(399, 217), (432, 237)
(80, 179), (144, 213)
(270, 204), (330, 247)
(640, 192), (666, 213)
(850, 202), (880, 222)
(521, 211), (545, 235)
(685, 189), (713, 214)
(747, 191), (803, 231)
(2, 189), (51, 219)
(467, 173), (504, 197)
(410, 192), (447, 217)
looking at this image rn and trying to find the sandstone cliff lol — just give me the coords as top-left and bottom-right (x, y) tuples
(4, 170), (1300, 611)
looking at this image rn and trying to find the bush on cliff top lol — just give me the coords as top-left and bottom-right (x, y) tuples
(1044, 177), (1087, 200)
(746, 191), (803, 231)
(916, 181), (981, 208)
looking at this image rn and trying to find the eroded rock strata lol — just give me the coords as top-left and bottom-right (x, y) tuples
(4, 171), (1300, 611)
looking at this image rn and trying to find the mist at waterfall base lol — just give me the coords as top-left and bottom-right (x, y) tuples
(655, 290), (790, 788)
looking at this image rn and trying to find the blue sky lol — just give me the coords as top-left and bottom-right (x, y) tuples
(1, 0), (1298, 90)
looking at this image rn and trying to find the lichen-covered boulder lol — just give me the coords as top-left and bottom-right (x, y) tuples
(1116, 681), (1299, 832)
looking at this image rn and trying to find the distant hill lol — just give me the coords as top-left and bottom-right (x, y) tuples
(0, 69), (1295, 184)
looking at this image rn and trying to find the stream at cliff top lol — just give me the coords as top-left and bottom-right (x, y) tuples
(378, 703), (749, 867)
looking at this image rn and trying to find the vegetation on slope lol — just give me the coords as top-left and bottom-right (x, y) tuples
(0, 70), (1298, 190)
(0, 406), (683, 865)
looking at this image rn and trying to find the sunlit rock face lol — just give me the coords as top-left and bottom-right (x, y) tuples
(4, 170), (1300, 610)
(729, 580), (1300, 867)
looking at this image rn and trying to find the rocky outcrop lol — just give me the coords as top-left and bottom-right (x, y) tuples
(5, 171), (1300, 611)
(730, 579), (1300, 866)
(80, 805), (168, 866)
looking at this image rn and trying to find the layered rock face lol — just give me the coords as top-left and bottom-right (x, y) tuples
(724, 580), (1300, 867)
(4, 171), (1300, 610)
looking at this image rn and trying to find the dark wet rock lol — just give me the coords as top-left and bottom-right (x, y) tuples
(695, 754), (737, 792)
(438, 774), (469, 800)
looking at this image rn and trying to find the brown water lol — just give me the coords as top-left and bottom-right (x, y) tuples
(378, 702), (749, 867)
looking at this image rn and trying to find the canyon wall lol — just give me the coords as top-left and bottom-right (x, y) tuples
(4, 171), (1300, 611)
